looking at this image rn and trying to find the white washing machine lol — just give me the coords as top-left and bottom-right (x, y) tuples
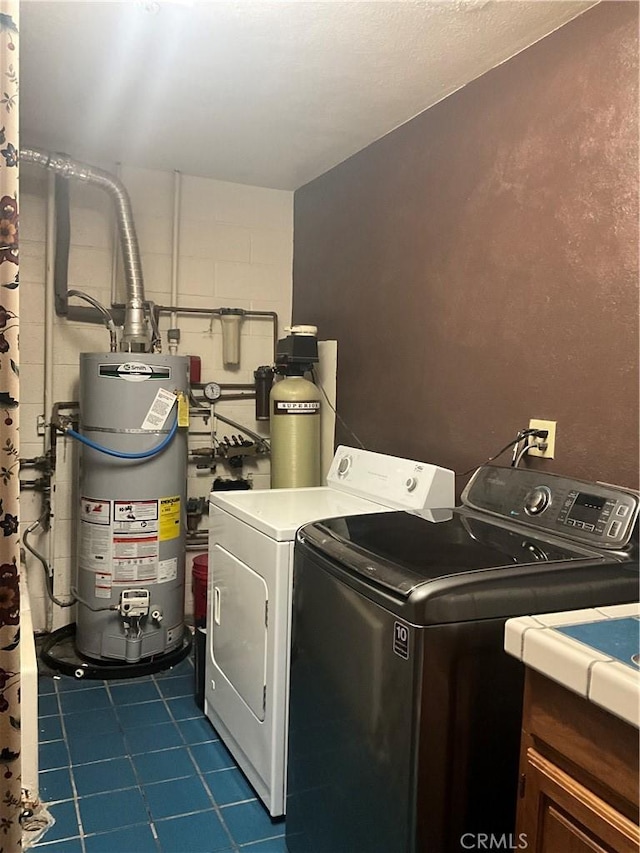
(204, 445), (454, 816)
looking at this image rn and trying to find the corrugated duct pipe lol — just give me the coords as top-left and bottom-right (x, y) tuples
(21, 147), (148, 349)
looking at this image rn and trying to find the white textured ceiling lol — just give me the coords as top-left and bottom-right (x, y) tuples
(20, 0), (598, 190)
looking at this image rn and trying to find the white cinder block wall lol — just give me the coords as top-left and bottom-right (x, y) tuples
(19, 162), (294, 633)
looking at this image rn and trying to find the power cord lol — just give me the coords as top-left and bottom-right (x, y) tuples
(455, 428), (548, 478)
(310, 367), (366, 450)
(512, 429), (549, 468)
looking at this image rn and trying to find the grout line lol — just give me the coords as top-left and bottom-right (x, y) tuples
(38, 659), (280, 853)
(152, 671), (241, 852)
(103, 678), (162, 853)
(181, 749), (242, 853)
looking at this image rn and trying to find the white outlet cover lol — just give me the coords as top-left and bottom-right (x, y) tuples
(528, 419), (556, 458)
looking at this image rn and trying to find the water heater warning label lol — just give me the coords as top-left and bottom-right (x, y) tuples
(112, 503), (160, 580)
(113, 536), (158, 560)
(160, 496), (181, 541)
(141, 388), (177, 431)
(80, 496), (160, 583)
(113, 501), (159, 583)
(80, 497), (112, 570)
(80, 522), (111, 571)
(114, 500), (158, 528)
(95, 572), (112, 599)
(80, 496), (180, 585)
(159, 557), (178, 584)
(113, 552), (158, 583)
(81, 498), (110, 525)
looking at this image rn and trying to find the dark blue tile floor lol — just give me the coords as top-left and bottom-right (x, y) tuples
(35, 655), (286, 852)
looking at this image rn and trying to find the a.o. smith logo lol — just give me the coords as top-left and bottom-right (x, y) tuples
(99, 362), (171, 382)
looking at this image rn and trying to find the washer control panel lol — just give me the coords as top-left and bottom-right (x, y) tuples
(463, 465), (639, 549)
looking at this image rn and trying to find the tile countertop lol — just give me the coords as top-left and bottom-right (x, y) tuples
(505, 602), (640, 728)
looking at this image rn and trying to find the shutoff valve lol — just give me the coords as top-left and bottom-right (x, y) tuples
(118, 589), (150, 618)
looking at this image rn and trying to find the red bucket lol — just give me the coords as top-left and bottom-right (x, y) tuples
(192, 554), (208, 627)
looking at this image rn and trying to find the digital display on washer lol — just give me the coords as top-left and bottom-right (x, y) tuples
(568, 492), (606, 524)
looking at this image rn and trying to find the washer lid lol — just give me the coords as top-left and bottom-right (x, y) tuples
(303, 511), (594, 588)
(297, 510), (638, 623)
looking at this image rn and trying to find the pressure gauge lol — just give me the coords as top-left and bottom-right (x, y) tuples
(203, 382), (222, 402)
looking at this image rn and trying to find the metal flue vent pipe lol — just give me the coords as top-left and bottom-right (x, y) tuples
(21, 147), (148, 350)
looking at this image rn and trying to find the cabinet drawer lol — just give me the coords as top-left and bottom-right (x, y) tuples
(520, 748), (639, 853)
(523, 670), (639, 814)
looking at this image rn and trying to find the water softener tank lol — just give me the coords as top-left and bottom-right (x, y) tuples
(270, 375), (322, 488)
(75, 353), (189, 663)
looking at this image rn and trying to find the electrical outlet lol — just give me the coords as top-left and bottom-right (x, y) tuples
(528, 419), (556, 458)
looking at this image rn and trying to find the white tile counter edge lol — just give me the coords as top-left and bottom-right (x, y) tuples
(505, 603), (640, 727)
(590, 660), (640, 726)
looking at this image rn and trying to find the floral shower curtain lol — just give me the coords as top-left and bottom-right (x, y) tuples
(0, 1), (22, 851)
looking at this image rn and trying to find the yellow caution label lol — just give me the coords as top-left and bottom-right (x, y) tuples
(177, 392), (190, 428)
(159, 496), (181, 541)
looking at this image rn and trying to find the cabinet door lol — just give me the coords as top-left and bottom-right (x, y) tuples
(518, 748), (640, 853)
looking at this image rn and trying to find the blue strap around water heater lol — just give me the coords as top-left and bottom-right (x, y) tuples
(66, 415), (178, 460)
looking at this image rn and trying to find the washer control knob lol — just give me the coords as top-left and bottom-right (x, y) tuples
(337, 455), (352, 477)
(524, 486), (552, 516)
(405, 477), (418, 493)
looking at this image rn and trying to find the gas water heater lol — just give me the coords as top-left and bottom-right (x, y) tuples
(20, 149), (193, 668)
(74, 353), (189, 663)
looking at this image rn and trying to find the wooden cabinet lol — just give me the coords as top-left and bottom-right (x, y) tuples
(516, 669), (639, 853)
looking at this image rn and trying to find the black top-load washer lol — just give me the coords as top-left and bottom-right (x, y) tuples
(285, 465), (639, 853)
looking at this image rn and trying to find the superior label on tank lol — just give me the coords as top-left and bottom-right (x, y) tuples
(273, 400), (321, 415)
(160, 496), (181, 541)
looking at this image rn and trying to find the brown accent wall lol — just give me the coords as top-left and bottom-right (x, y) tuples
(292, 2), (639, 492)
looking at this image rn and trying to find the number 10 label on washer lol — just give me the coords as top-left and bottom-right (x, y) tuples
(393, 621), (410, 659)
